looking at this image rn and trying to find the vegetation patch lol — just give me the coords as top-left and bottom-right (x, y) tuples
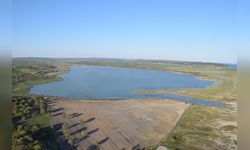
(161, 105), (237, 150)
(12, 96), (59, 150)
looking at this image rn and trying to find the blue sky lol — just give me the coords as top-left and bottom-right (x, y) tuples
(12, 0), (237, 63)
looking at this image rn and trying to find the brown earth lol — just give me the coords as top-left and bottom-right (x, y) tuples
(48, 98), (188, 150)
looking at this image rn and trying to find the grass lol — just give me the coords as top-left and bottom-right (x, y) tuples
(25, 114), (59, 149)
(134, 67), (236, 103)
(12, 77), (62, 95)
(160, 105), (237, 150)
(25, 114), (51, 128)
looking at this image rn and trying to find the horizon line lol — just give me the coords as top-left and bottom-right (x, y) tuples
(12, 56), (237, 65)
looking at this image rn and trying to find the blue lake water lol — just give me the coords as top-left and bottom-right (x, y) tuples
(227, 64), (237, 70)
(30, 66), (225, 107)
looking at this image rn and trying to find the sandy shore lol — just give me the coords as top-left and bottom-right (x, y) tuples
(48, 98), (189, 150)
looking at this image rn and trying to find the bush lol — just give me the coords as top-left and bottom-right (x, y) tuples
(31, 125), (40, 133)
(80, 131), (87, 138)
(88, 142), (100, 150)
(33, 144), (42, 150)
(68, 137), (74, 146)
(62, 125), (70, 140)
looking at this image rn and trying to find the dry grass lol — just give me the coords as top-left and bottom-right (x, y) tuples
(163, 105), (237, 150)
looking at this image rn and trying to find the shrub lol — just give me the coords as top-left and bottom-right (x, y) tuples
(68, 137), (74, 146)
(62, 125), (70, 140)
(33, 144), (42, 150)
(80, 131), (87, 138)
(88, 142), (100, 150)
(31, 125), (40, 133)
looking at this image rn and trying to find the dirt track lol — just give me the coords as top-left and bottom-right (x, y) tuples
(48, 98), (188, 150)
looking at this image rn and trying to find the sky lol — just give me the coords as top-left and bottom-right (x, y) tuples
(11, 0), (238, 63)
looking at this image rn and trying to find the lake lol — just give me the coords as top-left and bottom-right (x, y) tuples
(227, 64), (237, 70)
(30, 66), (225, 107)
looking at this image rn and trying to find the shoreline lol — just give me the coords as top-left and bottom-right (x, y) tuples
(28, 64), (224, 102)
(35, 94), (226, 108)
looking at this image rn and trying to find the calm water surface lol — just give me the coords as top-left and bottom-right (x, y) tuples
(30, 66), (225, 107)
(227, 64), (237, 70)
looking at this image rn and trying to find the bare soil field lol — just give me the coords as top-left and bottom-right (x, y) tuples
(48, 98), (188, 150)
